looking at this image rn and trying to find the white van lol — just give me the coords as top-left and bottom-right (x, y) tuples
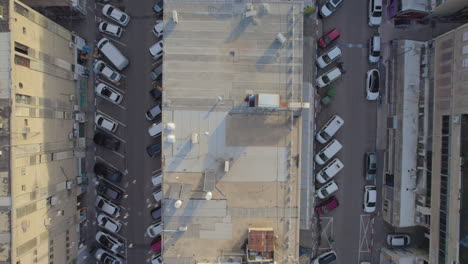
(316, 115), (344, 144)
(368, 0), (383, 26)
(316, 158), (344, 183)
(316, 46), (342, 69)
(316, 180), (338, 199)
(97, 38), (129, 71)
(315, 139), (342, 165)
(148, 122), (162, 137)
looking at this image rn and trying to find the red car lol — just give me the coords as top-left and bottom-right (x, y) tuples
(315, 196), (339, 216)
(151, 235), (162, 252)
(318, 28), (340, 48)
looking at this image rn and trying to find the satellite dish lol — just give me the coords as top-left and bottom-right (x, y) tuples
(174, 200), (182, 208)
(205, 192), (212, 200)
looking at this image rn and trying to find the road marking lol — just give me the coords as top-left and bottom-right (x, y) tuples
(106, 37), (127, 47)
(96, 109), (127, 127)
(112, 150), (125, 159)
(95, 156), (121, 171)
(339, 43), (366, 48)
(96, 80), (126, 94)
(152, 169), (162, 175)
(318, 217), (334, 250)
(359, 214), (371, 253)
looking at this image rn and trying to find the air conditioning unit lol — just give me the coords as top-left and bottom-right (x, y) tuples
(224, 161), (230, 172)
(192, 133), (199, 144)
(22, 126), (30, 134)
(66, 180), (73, 190)
(421, 66), (428, 77)
(276, 33), (286, 45)
(69, 94), (76, 102)
(172, 10), (179, 24)
(68, 41), (74, 49)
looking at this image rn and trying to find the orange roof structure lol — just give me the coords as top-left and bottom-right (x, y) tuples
(248, 228), (274, 253)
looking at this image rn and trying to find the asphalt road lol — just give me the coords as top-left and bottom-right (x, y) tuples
(313, 0), (384, 263)
(90, 0), (162, 263)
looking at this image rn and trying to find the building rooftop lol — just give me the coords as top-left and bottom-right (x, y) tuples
(161, 0), (303, 263)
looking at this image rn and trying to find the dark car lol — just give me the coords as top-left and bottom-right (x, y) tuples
(318, 28), (340, 48)
(147, 143), (162, 157)
(151, 206), (162, 221)
(94, 133), (120, 151)
(312, 250), (337, 264)
(365, 152), (377, 181)
(150, 88), (162, 101)
(150, 64), (162, 81)
(315, 196), (339, 216)
(97, 182), (123, 201)
(94, 163), (123, 183)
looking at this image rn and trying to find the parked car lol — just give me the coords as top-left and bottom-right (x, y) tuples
(320, 0), (343, 18)
(153, 184), (162, 203)
(312, 250), (337, 264)
(97, 182), (122, 201)
(318, 28), (340, 48)
(316, 67), (342, 88)
(94, 163), (123, 183)
(95, 114), (118, 133)
(316, 180), (338, 199)
(96, 231), (124, 254)
(151, 64), (162, 81)
(96, 83), (123, 104)
(316, 158), (344, 184)
(102, 4), (130, 26)
(148, 123), (163, 137)
(95, 195), (120, 216)
(387, 234), (411, 247)
(149, 41), (164, 60)
(151, 253), (162, 264)
(97, 214), (122, 233)
(366, 69), (380, 100)
(316, 46), (342, 69)
(95, 248), (124, 264)
(315, 196), (339, 216)
(151, 206), (162, 221)
(93, 133), (120, 151)
(153, 21), (163, 37)
(97, 38), (129, 71)
(368, 0), (383, 26)
(315, 139), (342, 165)
(94, 60), (122, 83)
(315, 115), (344, 144)
(152, 173), (162, 186)
(146, 104), (162, 120)
(365, 152), (377, 180)
(150, 88), (162, 101)
(99, 22), (123, 38)
(153, 1), (163, 14)
(147, 222), (162, 238)
(147, 143), (162, 158)
(363, 185), (377, 213)
(151, 235), (162, 252)
(368, 34), (381, 64)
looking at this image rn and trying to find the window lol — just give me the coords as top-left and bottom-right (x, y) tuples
(463, 58), (468, 68)
(14, 3), (28, 17)
(14, 55), (30, 68)
(464, 31), (468, 42)
(463, 45), (468, 55)
(15, 42), (29, 55)
(21, 185), (25, 191)
(0, 6), (4, 20)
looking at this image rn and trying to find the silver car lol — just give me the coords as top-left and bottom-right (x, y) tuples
(97, 214), (122, 233)
(95, 231), (125, 254)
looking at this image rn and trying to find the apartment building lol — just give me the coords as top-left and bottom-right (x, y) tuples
(381, 23), (468, 264)
(0, 0), (87, 263)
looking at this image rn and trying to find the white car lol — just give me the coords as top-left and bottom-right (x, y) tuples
(368, 0), (383, 26)
(95, 114), (118, 133)
(97, 214), (122, 233)
(368, 34), (381, 63)
(99, 22), (123, 38)
(96, 83), (123, 105)
(95, 231), (124, 254)
(151, 254), (162, 264)
(95, 196), (120, 216)
(320, 0), (343, 18)
(366, 69), (380, 100)
(153, 1), (163, 14)
(149, 41), (163, 60)
(153, 21), (163, 37)
(152, 173), (162, 186)
(148, 123), (162, 137)
(146, 222), (162, 238)
(363, 185), (377, 213)
(312, 250), (337, 264)
(387, 234), (411, 247)
(316, 46), (342, 69)
(94, 60), (122, 83)
(316, 67), (342, 88)
(316, 180), (338, 199)
(102, 4), (130, 26)
(95, 248), (124, 264)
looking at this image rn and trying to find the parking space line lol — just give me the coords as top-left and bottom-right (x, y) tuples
(359, 215), (371, 253)
(96, 156), (121, 171)
(96, 80), (126, 94)
(96, 109), (127, 127)
(152, 169), (162, 175)
(107, 37), (127, 47)
(112, 150), (125, 159)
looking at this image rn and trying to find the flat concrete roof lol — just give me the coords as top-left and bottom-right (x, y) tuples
(161, 0), (303, 263)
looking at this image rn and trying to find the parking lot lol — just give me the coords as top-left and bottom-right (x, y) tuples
(83, 0), (164, 263)
(311, 0), (390, 263)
